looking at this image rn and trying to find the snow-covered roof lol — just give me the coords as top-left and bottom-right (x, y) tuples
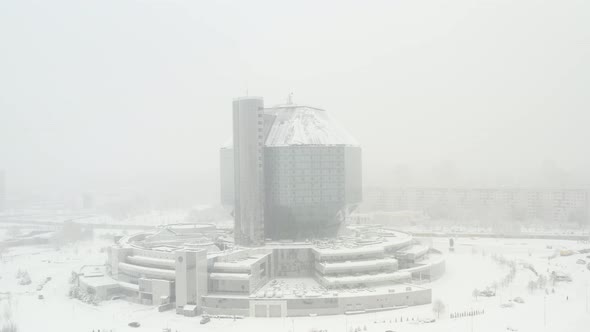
(265, 105), (359, 147)
(183, 304), (198, 311)
(395, 245), (429, 258)
(313, 245), (384, 258)
(80, 276), (119, 288)
(222, 104), (359, 148)
(118, 262), (176, 280)
(318, 271), (411, 285)
(209, 272), (251, 281)
(212, 253), (270, 272)
(126, 255), (176, 268)
(318, 257), (398, 273)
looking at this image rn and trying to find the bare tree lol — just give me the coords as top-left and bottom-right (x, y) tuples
(432, 299), (446, 319)
(491, 281), (499, 291)
(527, 280), (537, 293)
(538, 275), (547, 289)
(472, 288), (479, 301)
(549, 272), (556, 286)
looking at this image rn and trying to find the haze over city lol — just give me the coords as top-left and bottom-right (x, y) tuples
(1, 1), (589, 332)
(1, 0), (589, 207)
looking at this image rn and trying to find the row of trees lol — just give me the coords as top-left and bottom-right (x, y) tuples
(528, 274), (550, 293)
(491, 254), (518, 289)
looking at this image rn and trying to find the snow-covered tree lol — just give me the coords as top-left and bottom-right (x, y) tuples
(68, 271), (79, 284)
(1, 297), (18, 332)
(538, 275), (547, 289)
(16, 270), (31, 285)
(432, 299), (446, 318)
(527, 280), (537, 293)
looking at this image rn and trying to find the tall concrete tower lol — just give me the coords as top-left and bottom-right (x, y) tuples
(233, 97), (265, 246)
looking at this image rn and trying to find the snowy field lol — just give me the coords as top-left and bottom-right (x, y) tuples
(1, 235), (589, 332)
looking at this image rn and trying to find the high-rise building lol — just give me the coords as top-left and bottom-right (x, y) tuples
(232, 97), (266, 246)
(362, 187), (590, 226)
(222, 98), (362, 242)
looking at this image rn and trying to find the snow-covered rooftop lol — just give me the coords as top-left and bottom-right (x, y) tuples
(80, 276), (119, 288)
(318, 271), (411, 285)
(209, 272), (250, 281)
(222, 104), (359, 148)
(318, 257), (398, 272)
(265, 105), (359, 147)
(213, 253), (269, 271)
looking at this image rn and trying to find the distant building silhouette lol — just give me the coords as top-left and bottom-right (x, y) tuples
(363, 187), (589, 226)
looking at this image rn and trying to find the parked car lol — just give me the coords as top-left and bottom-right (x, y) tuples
(200, 316), (211, 325)
(513, 297), (525, 304)
(560, 250), (574, 256)
(128, 322), (140, 328)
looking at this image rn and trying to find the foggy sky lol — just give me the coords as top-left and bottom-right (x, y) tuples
(1, 0), (589, 205)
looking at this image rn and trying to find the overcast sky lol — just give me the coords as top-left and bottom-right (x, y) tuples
(1, 0), (589, 205)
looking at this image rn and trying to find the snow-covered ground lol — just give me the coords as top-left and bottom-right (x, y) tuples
(1, 235), (589, 332)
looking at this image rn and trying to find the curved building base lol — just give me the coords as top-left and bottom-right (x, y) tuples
(80, 224), (445, 317)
